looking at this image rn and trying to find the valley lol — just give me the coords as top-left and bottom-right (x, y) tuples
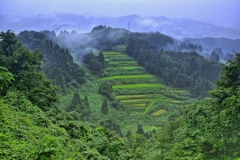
(59, 48), (195, 135)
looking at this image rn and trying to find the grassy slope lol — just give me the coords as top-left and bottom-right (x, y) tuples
(99, 51), (195, 133)
(60, 50), (195, 135)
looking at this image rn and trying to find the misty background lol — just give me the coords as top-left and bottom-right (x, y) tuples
(1, 0), (240, 39)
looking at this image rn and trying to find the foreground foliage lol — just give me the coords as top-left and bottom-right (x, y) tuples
(0, 30), (131, 159)
(143, 53), (240, 159)
(0, 94), (130, 159)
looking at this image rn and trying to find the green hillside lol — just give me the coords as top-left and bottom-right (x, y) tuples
(101, 51), (192, 115)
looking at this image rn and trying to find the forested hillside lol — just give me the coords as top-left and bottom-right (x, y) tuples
(142, 53), (240, 159)
(1, 27), (240, 160)
(125, 37), (223, 98)
(18, 31), (86, 93)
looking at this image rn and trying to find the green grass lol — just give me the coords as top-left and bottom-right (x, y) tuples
(101, 50), (192, 130)
(105, 54), (128, 57)
(121, 99), (151, 103)
(107, 57), (135, 62)
(125, 104), (147, 107)
(104, 69), (146, 76)
(108, 61), (138, 64)
(106, 66), (144, 71)
(114, 88), (162, 96)
(103, 51), (125, 55)
(156, 94), (182, 103)
(116, 94), (150, 99)
(151, 109), (167, 117)
(144, 99), (157, 114)
(113, 83), (163, 89)
(100, 74), (154, 81)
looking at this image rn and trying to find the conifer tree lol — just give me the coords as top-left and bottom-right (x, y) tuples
(81, 95), (91, 119)
(67, 92), (81, 112)
(101, 98), (109, 115)
(136, 124), (144, 135)
(98, 51), (105, 67)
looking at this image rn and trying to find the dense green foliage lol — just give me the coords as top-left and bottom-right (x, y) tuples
(0, 66), (14, 89)
(0, 30), (132, 159)
(0, 95), (130, 159)
(0, 30), (58, 110)
(129, 32), (174, 49)
(126, 37), (223, 98)
(141, 53), (240, 159)
(66, 92), (91, 120)
(83, 51), (106, 74)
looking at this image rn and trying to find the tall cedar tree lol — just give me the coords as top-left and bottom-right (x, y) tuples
(101, 98), (109, 115)
(136, 124), (144, 135)
(67, 92), (81, 112)
(98, 51), (105, 67)
(81, 95), (91, 119)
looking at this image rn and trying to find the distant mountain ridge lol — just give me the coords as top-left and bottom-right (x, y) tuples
(1, 13), (240, 39)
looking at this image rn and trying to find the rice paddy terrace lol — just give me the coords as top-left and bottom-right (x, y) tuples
(100, 51), (193, 117)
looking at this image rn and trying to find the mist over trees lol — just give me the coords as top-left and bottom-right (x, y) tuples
(40, 26), (225, 99)
(125, 37), (223, 98)
(184, 37), (240, 61)
(18, 31), (86, 93)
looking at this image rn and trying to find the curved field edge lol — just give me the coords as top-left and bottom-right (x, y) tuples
(106, 66), (144, 70)
(116, 94), (150, 99)
(144, 99), (157, 114)
(151, 109), (167, 117)
(103, 51), (125, 55)
(100, 74), (154, 81)
(125, 104), (147, 107)
(112, 83), (163, 89)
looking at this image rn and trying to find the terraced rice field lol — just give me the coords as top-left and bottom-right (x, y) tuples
(100, 74), (153, 81)
(116, 94), (150, 99)
(104, 54), (128, 57)
(103, 51), (125, 55)
(113, 83), (163, 89)
(109, 60), (138, 64)
(121, 98), (151, 103)
(125, 104), (147, 107)
(106, 66), (144, 71)
(173, 89), (190, 96)
(101, 51), (191, 117)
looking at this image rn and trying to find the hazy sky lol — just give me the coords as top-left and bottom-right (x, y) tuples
(1, 0), (240, 28)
